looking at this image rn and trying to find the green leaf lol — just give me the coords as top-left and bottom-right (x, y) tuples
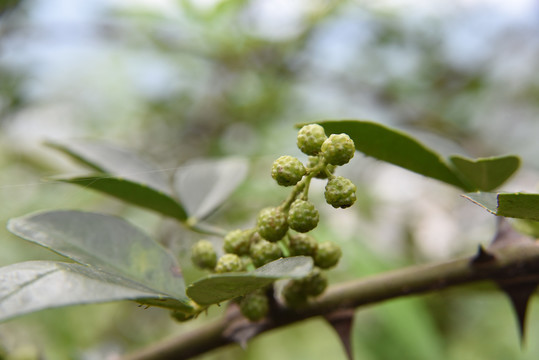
(186, 256), (313, 305)
(173, 157), (248, 221)
(449, 155), (520, 191)
(55, 176), (187, 221)
(7, 210), (192, 309)
(47, 140), (171, 193)
(47, 140), (188, 221)
(463, 192), (539, 221)
(315, 120), (471, 190)
(0, 261), (188, 322)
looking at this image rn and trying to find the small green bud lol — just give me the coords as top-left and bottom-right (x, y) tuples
(324, 176), (357, 208)
(257, 207), (289, 242)
(282, 280), (308, 309)
(223, 229), (253, 255)
(250, 239), (283, 267)
(287, 199), (319, 233)
(240, 290), (269, 321)
(321, 133), (355, 166)
(190, 240), (217, 270)
(314, 241), (342, 269)
(297, 124), (327, 155)
(288, 233), (318, 257)
(215, 253), (245, 273)
(271, 155), (306, 186)
(298, 268), (328, 296)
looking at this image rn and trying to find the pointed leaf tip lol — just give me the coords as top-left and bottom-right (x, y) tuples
(450, 155), (520, 191)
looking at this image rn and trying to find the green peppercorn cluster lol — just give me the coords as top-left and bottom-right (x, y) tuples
(189, 124), (358, 320)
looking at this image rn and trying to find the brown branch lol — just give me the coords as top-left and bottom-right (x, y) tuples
(121, 240), (539, 360)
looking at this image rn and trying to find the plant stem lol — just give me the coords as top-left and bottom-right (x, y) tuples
(121, 240), (539, 360)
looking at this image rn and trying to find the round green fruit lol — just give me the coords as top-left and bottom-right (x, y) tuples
(288, 233), (318, 257)
(314, 241), (342, 269)
(288, 199), (319, 233)
(250, 239), (283, 267)
(190, 240), (217, 270)
(324, 176), (357, 209)
(240, 291), (269, 321)
(321, 133), (355, 166)
(298, 268), (328, 296)
(223, 229), (252, 255)
(215, 253), (245, 273)
(297, 124), (327, 156)
(256, 207), (289, 242)
(282, 280), (308, 309)
(271, 155), (306, 187)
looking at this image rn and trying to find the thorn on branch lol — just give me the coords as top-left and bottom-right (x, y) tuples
(324, 308), (355, 360)
(497, 281), (538, 345)
(470, 244), (496, 266)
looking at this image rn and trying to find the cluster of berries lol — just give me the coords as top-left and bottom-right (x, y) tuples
(190, 124), (357, 321)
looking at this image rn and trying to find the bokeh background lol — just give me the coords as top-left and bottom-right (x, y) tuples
(1, 0), (539, 359)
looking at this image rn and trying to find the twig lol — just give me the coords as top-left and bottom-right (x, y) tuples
(121, 240), (539, 360)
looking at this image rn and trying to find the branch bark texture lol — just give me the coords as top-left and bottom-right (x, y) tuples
(121, 238), (539, 360)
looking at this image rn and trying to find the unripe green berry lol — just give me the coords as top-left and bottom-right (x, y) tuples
(324, 176), (357, 209)
(321, 133), (355, 166)
(215, 253), (245, 273)
(288, 233), (318, 257)
(298, 268), (328, 296)
(288, 199), (319, 233)
(250, 239), (283, 267)
(190, 240), (217, 270)
(307, 156), (336, 179)
(282, 280), (308, 308)
(240, 291), (269, 321)
(256, 207), (288, 242)
(223, 229), (253, 255)
(271, 155), (306, 186)
(297, 124), (327, 155)
(314, 241), (342, 269)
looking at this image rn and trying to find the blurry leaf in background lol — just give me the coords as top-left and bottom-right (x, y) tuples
(6, 210), (193, 312)
(47, 140), (188, 221)
(0, 260), (187, 322)
(46, 140), (172, 194)
(450, 155), (520, 192)
(54, 175), (188, 221)
(173, 157), (249, 222)
(187, 256), (313, 305)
